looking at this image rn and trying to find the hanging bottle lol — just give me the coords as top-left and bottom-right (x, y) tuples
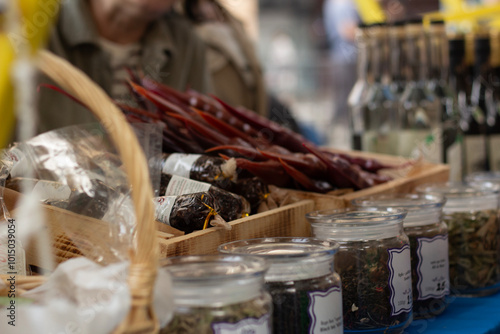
(361, 23), (398, 155)
(426, 20), (463, 180)
(487, 28), (500, 171)
(398, 19), (441, 162)
(348, 23), (371, 151)
(465, 32), (491, 173)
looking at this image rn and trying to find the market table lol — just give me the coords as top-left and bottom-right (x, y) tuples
(405, 292), (500, 334)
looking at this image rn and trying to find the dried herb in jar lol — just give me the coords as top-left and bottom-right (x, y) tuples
(159, 173), (250, 222)
(154, 192), (229, 234)
(161, 294), (271, 334)
(443, 210), (500, 292)
(336, 238), (411, 332)
(267, 274), (341, 334)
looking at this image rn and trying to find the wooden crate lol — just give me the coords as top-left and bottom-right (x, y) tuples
(288, 149), (450, 210)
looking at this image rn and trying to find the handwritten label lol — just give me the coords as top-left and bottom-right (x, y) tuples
(416, 235), (449, 300)
(308, 286), (343, 334)
(162, 154), (201, 179)
(388, 245), (413, 316)
(164, 175), (211, 196)
(212, 314), (271, 334)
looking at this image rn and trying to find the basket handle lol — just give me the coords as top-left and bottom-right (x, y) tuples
(37, 50), (159, 333)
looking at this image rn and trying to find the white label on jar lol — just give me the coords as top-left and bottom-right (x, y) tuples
(464, 135), (487, 174)
(164, 175), (211, 196)
(153, 196), (177, 225)
(388, 245), (412, 316)
(489, 134), (500, 171)
(32, 180), (72, 201)
(308, 286), (343, 334)
(212, 314), (271, 334)
(416, 234), (449, 300)
(162, 154), (201, 178)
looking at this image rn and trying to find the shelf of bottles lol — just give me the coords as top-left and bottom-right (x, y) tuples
(348, 18), (500, 180)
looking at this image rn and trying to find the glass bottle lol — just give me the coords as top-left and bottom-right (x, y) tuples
(160, 255), (273, 333)
(398, 19), (441, 162)
(487, 28), (500, 171)
(426, 20), (463, 181)
(464, 33), (490, 174)
(348, 23), (371, 151)
(416, 182), (500, 296)
(361, 23), (399, 155)
(307, 209), (412, 334)
(388, 20), (408, 99)
(352, 194), (449, 319)
(219, 237), (343, 334)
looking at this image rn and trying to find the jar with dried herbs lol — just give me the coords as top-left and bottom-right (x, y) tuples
(352, 194), (449, 319)
(219, 237), (343, 334)
(417, 182), (500, 297)
(160, 255), (272, 334)
(307, 209), (412, 334)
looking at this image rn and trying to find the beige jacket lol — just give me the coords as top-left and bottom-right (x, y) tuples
(37, 0), (212, 134)
(193, 6), (268, 117)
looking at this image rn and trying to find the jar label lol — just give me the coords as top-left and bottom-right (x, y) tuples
(212, 314), (271, 334)
(162, 154), (201, 179)
(164, 175), (211, 196)
(153, 196), (177, 225)
(307, 286), (343, 334)
(416, 234), (449, 300)
(388, 245), (412, 316)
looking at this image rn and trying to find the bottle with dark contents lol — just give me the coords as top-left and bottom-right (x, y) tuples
(349, 23), (372, 151)
(219, 237), (343, 334)
(352, 194), (449, 320)
(426, 20), (463, 180)
(388, 20), (408, 99)
(487, 28), (500, 171)
(464, 33), (490, 173)
(361, 23), (399, 155)
(159, 173), (250, 222)
(160, 255), (273, 334)
(398, 19), (441, 161)
(307, 209), (412, 334)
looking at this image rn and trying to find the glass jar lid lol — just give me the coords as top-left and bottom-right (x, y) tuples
(416, 182), (498, 212)
(218, 237), (338, 282)
(466, 171), (500, 184)
(306, 208), (407, 240)
(161, 255), (268, 306)
(352, 194), (445, 227)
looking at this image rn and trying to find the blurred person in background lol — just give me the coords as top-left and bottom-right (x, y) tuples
(182, 0), (302, 134)
(37, 0), (212, 134)
(323, 0), (360, 129)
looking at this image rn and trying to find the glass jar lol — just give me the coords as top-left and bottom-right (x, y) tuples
(352, 194), (449, 319)
(417, 182), (500, 296)
(219, 237), (343, 334)
(160, 255), (272, 334)
(306, 209), (412, 334)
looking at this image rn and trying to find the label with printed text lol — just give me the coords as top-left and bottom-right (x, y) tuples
(388, 245), (413, 316)
(162, 154), (201, 178)
(212, 314), (271, 334)
(308, 286), (343, 334)
(416, 235), (449, 300)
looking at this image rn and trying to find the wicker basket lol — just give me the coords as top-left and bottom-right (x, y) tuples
(0, 50), (159, 333)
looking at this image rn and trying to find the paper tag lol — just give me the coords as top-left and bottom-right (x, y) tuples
(489, 134), (500, 171)
(164, 175), (211, 196)
(162, 154), (201, 179)
(32, 180), (72, 201)
(388, 245), (412, 316)
(154, 197), (177, 225)
(464, 135), (487, 174)
(212, 314), (271, 334)
(308, 286), (343, 334)
(416, 235), (449, 300)
(398, 129), (442, 164)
